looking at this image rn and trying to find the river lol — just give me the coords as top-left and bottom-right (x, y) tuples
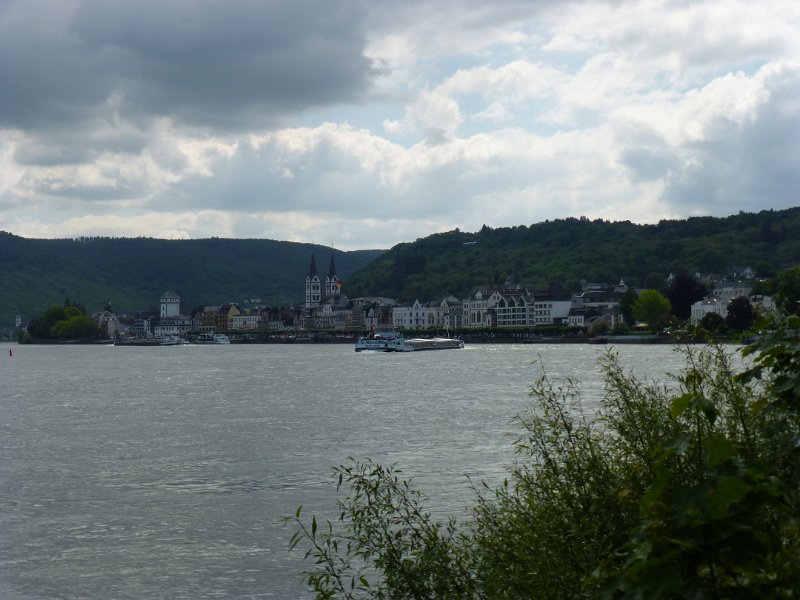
(1, 342), (704, 598)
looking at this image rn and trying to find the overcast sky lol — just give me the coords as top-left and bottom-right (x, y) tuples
(1, 0), (798, 249)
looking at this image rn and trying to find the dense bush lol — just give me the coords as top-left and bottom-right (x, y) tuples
(290, 316), (800, 598)
(25, 303), (99, 341)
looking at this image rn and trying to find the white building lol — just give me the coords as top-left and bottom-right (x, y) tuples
(231, 313), (262, 330)
(153, 316), (193, 337)
(691, 293), (776, 323)
(439, 296), (463, 329)
(488, 289), (533, 327)
(392, 300), (430, 329)
(691, 297), (727, 323)
(460, 285), (578, 328)
(462, 288), (493, 328)
(303, 251), (350, 329)
(750, 294), (777, 314)
(712, 281), (753, 303)
(93, 310), (122, 338)
(305, 254), (322, 309)
(690, 279), (758, 324)
(160, 291), (181, 318)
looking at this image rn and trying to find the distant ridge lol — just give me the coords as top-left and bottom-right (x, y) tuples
(0, 235), (384, 325)
(345, 208), (800, 302)
(3, 208), (799, 328)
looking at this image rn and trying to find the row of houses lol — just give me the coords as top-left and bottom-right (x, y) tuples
(386, 283), (628, 331)
(95, 299), (303, 340)
(94, 251), (775, 338)
(689, 281), (776, 322)
(298, 251), (635, 332)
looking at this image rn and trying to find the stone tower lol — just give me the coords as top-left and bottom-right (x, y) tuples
(160, 291), (181, 318)
(324, 250), (341, 298)
(305, 253), (321, 309)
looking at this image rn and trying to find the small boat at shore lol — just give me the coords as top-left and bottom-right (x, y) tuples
(159, 335), (190, 346)
(355, 331), (464, 352)
(194, 332), (231, 344)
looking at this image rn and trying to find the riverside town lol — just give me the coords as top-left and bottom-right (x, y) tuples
(18, 250), (777, 345)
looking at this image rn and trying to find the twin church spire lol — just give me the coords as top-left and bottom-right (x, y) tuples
(305, 249), (342, 309)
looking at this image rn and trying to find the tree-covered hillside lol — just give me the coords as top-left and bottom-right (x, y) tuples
(4, 207), (798, 330)
(346, 208), (800, 302)
(0, 234), (383, 326)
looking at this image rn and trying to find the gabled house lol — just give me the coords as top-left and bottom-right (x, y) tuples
(198, 303), (241, 331)
(462, 287), (493, 328)
(439, 296), (463, 329)
(393, 299), (429, 329)
(488, 288), (533, 327)
(350, 297), (395, 331)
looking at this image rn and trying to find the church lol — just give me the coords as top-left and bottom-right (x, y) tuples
(303, 250), (351, 329)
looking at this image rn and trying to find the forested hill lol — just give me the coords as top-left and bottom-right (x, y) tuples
(0, 235), (383, 325)
(345, 208), (800, 302)
(3, 208), (799, 328)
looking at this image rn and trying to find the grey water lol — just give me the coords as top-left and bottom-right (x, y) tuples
(1, 342), (698, 599)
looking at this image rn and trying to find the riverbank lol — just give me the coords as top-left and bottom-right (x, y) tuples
(12, 331), (741, 345)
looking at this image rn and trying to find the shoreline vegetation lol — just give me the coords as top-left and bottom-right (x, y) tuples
(289, 315), (800, 598)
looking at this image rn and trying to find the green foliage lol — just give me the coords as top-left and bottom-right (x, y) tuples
(619, 287), (638, 325)
(596, 348), (800, 597)
(664, 272), (707, 320)
(26, 303), (99, 340)
(346, 208), (800, 301)
(288, 462), (477, 599)
(290, 321), (800, 599)
(725, 296), (755, 331)
(0, 232), (383, 325)
(50, 314), (100, 340)
(468, 361), (664, 599)
(699, 311), (725, 333)
(632, 289), (672, 329)
(739, 314), (800, 412)
(774, 265), (800, 315)
(26, 305), (67, 339)
(611, 322), (631, 335)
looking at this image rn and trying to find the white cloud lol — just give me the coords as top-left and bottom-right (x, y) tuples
(0, 0), (798, 248)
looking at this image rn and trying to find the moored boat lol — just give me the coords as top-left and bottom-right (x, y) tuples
(194, 332), (231, 344)
(159, 335), (190, 345)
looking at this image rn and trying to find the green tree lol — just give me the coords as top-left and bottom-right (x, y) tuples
(664, 272), (706, 320)
(290, 319), (800, 598)
(775, 265), (800, 315)
(25, 304), (97, 340)
(632, 289), (672, 330)
(27, 305), (67, 339)
(754, 260), (777, 279)
(50, 315), (100, 340)
(620, 287), (638, 325)
(725, 296), (755, 331)
(699, 311), (725, 332)
(601, 316), (800, 597)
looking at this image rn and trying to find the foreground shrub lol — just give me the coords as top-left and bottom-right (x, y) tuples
(290, 316), (800, 599)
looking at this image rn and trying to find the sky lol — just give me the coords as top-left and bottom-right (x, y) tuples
(0, 0), (798, 250)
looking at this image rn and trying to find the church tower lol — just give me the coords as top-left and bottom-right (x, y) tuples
(324, 250), (341, 298)
(305, 253), (321, 309)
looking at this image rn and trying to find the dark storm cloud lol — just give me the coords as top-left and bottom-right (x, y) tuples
(0, 0), (376, 132)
